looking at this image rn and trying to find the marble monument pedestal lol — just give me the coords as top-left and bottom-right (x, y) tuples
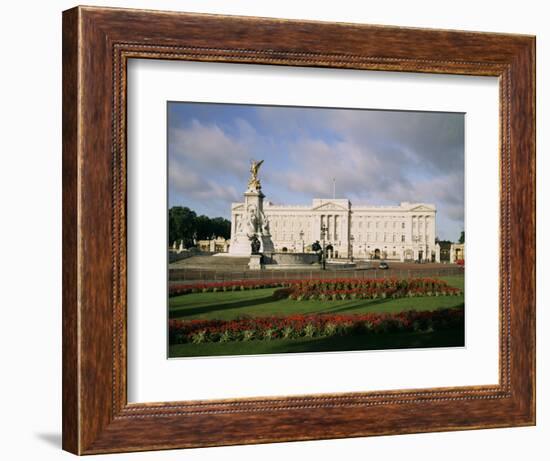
(228, 234), (253, 256)
(248, 254), (264, 270)
(228, 233), (274, 257)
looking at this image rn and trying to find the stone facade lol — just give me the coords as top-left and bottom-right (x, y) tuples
(230, 198), (440, 262)
(450, 243), (465, 263)
(196, 237), (230, 253)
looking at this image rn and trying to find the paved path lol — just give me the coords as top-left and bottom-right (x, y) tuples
(170, 255), (250, 270)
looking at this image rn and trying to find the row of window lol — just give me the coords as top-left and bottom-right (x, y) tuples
(272, 220), (310, 229)
(270, 233), (431, 244)
(352, 234), (430, 243)
(352, 221), (405, 229)
(351, 220), (431, 229)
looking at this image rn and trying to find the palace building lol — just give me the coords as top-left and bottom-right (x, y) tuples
(230, 198), (440, 262)
(228, 159), (440, 262)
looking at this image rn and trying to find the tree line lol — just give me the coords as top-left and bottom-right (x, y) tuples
(169, 206), (231, 248)
(436, 230), (465, 245)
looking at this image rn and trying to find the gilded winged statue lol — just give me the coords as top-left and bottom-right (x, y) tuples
(247, 159), (264, 191)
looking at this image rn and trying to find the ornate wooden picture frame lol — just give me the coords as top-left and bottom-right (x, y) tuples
(62, 6), (535, 454)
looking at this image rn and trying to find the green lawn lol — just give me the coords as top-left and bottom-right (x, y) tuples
(169, 275), (464, 321)
(441, 275), (464, 290)
(169, 328), (465, 357)
(168, 275), (465, 357)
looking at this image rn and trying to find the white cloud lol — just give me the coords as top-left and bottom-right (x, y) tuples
(169, 162), (240, 205)
(169, 119), (251, 178)
(168, 104), (464, 240)
(277, 136), (411, 202)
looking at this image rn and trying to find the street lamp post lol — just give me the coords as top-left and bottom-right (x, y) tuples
(320, 224), (328, 270)
(299, 230), (304, 253)
(349, 234), (355, 262)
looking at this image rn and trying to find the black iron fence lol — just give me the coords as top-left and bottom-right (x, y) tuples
(169, 266), (464, 284)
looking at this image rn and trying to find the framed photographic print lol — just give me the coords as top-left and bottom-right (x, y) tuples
(165, 102), (466, 360)
(62, 6), (535, 454)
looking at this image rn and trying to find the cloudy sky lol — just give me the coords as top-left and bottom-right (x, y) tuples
(168, 102), (464, 241)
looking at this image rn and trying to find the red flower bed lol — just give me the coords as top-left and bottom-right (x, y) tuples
(169, 277), (462, 300)
(169, 308), (464, 345)
(280, 277), (461, 301)
(169, 279), (289, 297)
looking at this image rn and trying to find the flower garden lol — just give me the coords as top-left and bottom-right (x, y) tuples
(168, 275), (465, 356)
(274, 277), (461, 301)
(169, 308), (464, 345)
(170, 277), (461, 299)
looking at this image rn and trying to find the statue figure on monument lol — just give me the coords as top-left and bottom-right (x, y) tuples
(235, 214), (244, 234)
(247, 159), (264, 191)
(259, 208), (270, 235)
(246, 204), (259, 236)
(250, 235), (261, 255)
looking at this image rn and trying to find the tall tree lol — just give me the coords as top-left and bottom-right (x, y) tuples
(194, 215), (212, 240)
(168, 206), (232, 247)
(168, 206), (196, 246)
(210, 217), (231, 240)
(458, 231), (465, 244)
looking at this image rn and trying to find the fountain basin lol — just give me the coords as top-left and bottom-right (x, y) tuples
(265, 252), (319, 268)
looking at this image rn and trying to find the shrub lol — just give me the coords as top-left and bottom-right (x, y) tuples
(219, 330), (232, 343)
(263, 328), (276, 340)
(324, 322), (337, 336)
(282, 326), (295, 339)
(272, 287), (294, 300)
(191, 331), (206, 344)
(242, 330), (255, 341)
(303, 323), (316, 338)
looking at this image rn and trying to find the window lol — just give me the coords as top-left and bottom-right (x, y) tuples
(401, 222), (405, 229)
(401, 235), (405, 242)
